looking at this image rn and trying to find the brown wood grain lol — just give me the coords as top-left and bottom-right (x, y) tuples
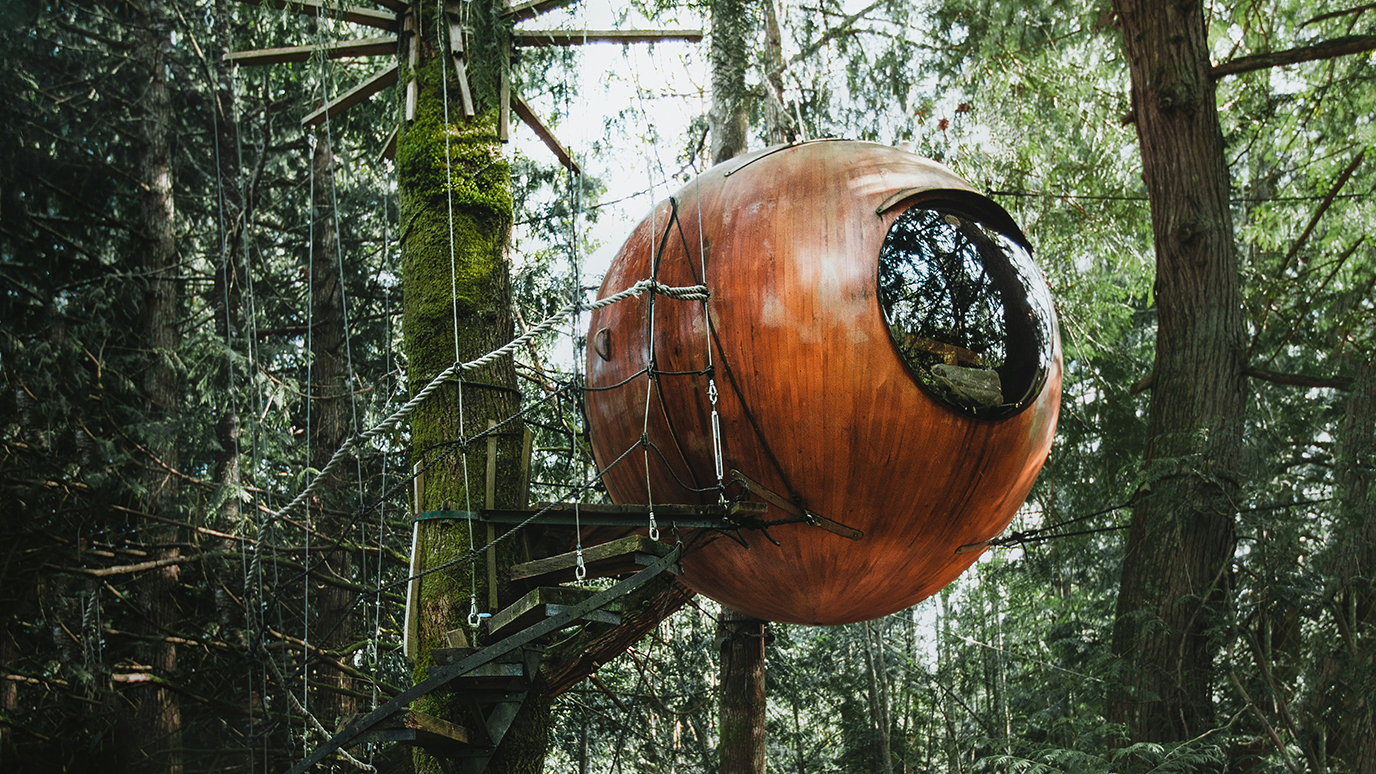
(584, 140), (1062, 624)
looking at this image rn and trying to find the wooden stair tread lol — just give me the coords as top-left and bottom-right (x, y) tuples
(509, 534), (672, 586)
(486, 586), (621, 640)
(354, 709), (469, 748)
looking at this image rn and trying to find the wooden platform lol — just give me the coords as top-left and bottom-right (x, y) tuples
(486, 586), (621, 641)
(353, 709), (468, 749)
(510, 534), (674, 587)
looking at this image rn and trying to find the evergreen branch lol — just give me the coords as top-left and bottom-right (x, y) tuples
(1212, 35), (1376, 77)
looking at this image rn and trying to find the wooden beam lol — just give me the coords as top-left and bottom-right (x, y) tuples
(501, 0), (579, 22)
(499, 59), (510, 141)
(224, 35), (397, 66)
(509, 93), (580, 174)
(300, 63), (398, 127)
(371, 0), (407, 11)
(231, 0), (396, 31)
(378, 125), (397, 163)
(513, 29), (704, 47)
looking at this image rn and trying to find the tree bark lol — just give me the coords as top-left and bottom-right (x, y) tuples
(1107, 0), (1247, 747)
(761, 0), (795, 145)
(133, 1), (182, 770)
(718, 608), (766, 774)
(399, 3), (535, 772)
(1320, 358), (1376, 772)
(709, 0), (750, 163)
(862, 620), (894, 774)
(308, 128), (357, 732)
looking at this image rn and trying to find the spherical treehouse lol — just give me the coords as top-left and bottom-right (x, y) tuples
(584, 140), (1061, 625)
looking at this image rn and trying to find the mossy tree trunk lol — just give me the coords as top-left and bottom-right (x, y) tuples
(399, 2), (547, 772)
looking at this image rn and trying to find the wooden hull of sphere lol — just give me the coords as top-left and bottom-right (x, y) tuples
(584, 140), (1061, 625)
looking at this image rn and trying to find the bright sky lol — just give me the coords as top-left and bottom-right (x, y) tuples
(509, 0), (712, 285)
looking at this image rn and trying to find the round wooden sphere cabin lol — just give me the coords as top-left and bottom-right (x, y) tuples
(584, 140), (1061, 625)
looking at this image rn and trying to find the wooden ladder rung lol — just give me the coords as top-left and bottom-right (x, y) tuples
(354, 709), (469, 748)
(486, 586), (621, 641)
(509, 534), (672, 587)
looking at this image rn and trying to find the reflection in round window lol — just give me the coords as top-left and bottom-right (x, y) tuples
(877, 204), (1055, 419)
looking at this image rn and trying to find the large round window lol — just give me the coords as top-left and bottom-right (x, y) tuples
(877, 203), (1055, 419)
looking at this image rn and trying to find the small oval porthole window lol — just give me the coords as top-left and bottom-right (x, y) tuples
(877, 204), (1055, 419)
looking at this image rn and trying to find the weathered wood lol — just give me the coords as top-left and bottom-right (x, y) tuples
(544, 576), (696, 696)
(500, 0), (579, 22)
(498, 58), (510, 141)
(513, 29), (705, 46)
(487, 586), (621, 640)
(729, 469), (862, 540)
(223, 36), (396, 65)
(510, 534), (669, 586)
(585, 141), (1061, 625)
(378, 125), (398, 163)
(421, 501), (768, 528)
(230, 0), (396, 31)
(486, 422), (499, 611)
(356, 710), (470, 748)
(510, 93), (581, 174)
(287, 547), (682, 774)
(300, 63), (398, 127)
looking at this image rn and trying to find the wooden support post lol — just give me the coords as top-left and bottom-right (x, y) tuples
(446, 0), (476, 117)
(404, 12), (418, 122)
(519, 425), (533, 508)
(509, 93), (581, 174)
(404, 463), (424, 659)
(486, 420), (499, 612)
(378, 126), (398, 163)
(498, 52), (511, 141)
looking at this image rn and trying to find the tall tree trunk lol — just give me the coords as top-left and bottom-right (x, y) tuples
(1106, 0), (1247, 747)
(210, 0), (247, 687)
(399, 3), (539, 772)
(1321, 358), (1376, 772)
(211, 0), (243, 537)
(761, 0), (795, 145)
(309, 129), (357, 731)
(862, 620), (894, 774)
(134, 1), (182, 770)
(709, 0), (750, 164)
(718, 608), (766, 774)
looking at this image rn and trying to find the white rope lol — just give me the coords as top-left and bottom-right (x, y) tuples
(267, 279), (708, 523)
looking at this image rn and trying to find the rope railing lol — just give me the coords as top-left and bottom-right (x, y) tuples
(268, 279), (709, 524)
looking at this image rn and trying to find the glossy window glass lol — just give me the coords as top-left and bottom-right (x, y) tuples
(877, 205), (1055, 418)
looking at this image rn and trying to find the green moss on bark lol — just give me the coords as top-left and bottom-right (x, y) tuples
(399, 13), (548, 773)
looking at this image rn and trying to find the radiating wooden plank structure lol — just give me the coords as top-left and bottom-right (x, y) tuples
(584, 140), (1063, 625)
